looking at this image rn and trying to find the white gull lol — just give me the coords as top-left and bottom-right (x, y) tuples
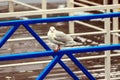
(47, 26), (82, 52)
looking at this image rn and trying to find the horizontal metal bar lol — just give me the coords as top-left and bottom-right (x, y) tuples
(0, 50), (55, 61)
(74, 21), (104, 31)
(0, 4), (120, 18)
(3, 29), (118, 39)
(0, 55), (106, 68)
(0, 55), (105, 68)
(0, 44), (120, 61)
(0, 52), (120, 68)
(70, 31), (106, 36)
(7, 31), (106, 42)
(111, 53), (120, 57)
(0, 12), (120, 26)
(110, 30), (120, 33)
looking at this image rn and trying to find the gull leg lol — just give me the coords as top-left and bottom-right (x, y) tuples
(54, 44), (61, 52)
(58, 44), (61, 50)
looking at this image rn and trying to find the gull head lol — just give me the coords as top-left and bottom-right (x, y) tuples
(49, 26), (56, 33)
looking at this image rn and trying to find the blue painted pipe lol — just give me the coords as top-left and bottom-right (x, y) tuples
(0, 12), (120, 26)
(0, 44), (120, 61)
(0, 50), (55, 61)
(36, 53), (64, 80)
(67, 54), (96, 80)
(0, 25), (19, 48)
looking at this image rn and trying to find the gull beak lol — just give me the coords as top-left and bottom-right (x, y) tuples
(49, 26), (55, 33)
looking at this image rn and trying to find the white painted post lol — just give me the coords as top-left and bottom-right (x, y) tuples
(103, 0), (111, 80)
(112, 0), (119, 44)
(8, 0), (14, 12)
(104, 17), (111, 80)
(67, 0), (74, 34)
(41, 0), (47, 18)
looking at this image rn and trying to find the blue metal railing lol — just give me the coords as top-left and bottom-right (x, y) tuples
(0, 12), (120, 80)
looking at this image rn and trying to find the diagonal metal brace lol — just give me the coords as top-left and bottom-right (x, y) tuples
(67, 54), (96, 80)
(0, 24), (19, 48)
(36, 53), (64, 80)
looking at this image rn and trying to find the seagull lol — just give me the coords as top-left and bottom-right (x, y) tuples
(47, 26), (82, 52)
